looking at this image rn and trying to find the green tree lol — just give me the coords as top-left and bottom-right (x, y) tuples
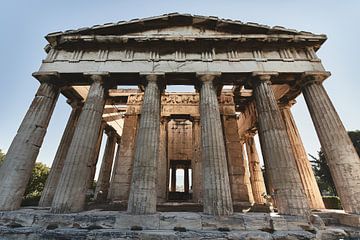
(0, 149), (5, 165)
(22, 162), (50, 205)
(311, 130), (360, 196)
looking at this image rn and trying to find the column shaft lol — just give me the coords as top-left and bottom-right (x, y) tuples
(280, 105), (325, 209)
(108, 114), (138, 201)
(51, 77), (106, 213)
(127, 76), (161, 214)
(302, 79), (360, 214)
(223, 115), (253, 203)
(157, 117), (168, 203)
(0, 82), (59, 210)
(254, 74), (310, 216)
(184, 167), (190, 193)
(199, 75), (233, 216)
(171, 167), (177, 192)
(88, 123), (105, 189)
(245, 135), (267, 204)
(39, 101), (82, 207)
(191, 118), (203, 203)
(94, 129), (117, 202)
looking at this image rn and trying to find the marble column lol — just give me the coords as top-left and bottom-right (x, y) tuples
(171, 167), (177, 192)
(108, 114), (138, 201)
(280, 101), (325, 209)
(88, 122), (105, 189)
(253, 72), (310, 216)
(39, 99), (83, 207)
(157, 116), (169, 203)
(302, 72), (360, 214)
(191, 117), (203, 203)
(51, 74), (107, 213)
(223, 114), (253, 203)
(198, 73), (233, 216)
(184, 167), (190, 193)
(0, 80), (59, 210)
(245, 132), (267, 204)
(94, 127), (117, 202)
(127, 74), (162, 214)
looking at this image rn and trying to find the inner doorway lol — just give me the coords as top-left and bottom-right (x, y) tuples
(168, 160), (192, 201)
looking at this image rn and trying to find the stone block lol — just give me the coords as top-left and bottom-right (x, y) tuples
(243, 213), (271, 231)
(201, 213), (245, 231)
(159, 212), (201, 230)
(114, 213), (160, 230)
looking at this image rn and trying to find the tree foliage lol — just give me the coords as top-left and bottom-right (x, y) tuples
(311, 130), (360, 196)
(0, 149), (5, 165)
(23, 162), (50, 200)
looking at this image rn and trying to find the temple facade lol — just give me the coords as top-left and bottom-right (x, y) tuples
(0, 13), (359, 218)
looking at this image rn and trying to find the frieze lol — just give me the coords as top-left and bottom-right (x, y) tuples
(127, 93), (234, 105)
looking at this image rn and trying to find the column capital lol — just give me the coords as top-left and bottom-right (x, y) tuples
(139, 72), (166, 92)
(66, 99), (84, 109)
(32, 71), (61, 85)
(104, 125), (117, 137)
(278, 99), (296, 110)
(300, 71), (331, 87)
(83, 72), (110, 84)
(244, 129), (257, 139)
(160, 116), (170, 124)
(190, 116), (201, 123)
(195, 72), (222, 92)
(252, 71), (279, 82)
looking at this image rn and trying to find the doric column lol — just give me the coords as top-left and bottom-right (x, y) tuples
(198, 73), (233, 216)
(0, 77), (59, 210)
(157, 116), (169, 203)
(279, 101), (325, 209)
(127, 74), (162, 214)
(302, 71), (360, 214)
(94, 127), (118, 202)
(184, 167), (190, 193)
(171, 167), (177, 192)
(108, 114), (138, 201)
(223, 114), (253, 203)
(191, 117), (203, 203)
(39, 99), (83, 207)
(88, 121), (105, 189)
(51, 73), (107, 213)
(245, 132), (267, 204)
(252, 72), (310, 216)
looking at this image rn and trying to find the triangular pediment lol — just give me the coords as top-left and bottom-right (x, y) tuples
(46, 13), (326, 47)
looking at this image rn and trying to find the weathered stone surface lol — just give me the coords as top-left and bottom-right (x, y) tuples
(108, 114), (138, 201)
(39, 101), (82, 207)
(94, 128), (117, 201)
(302, 73), (360, 214)
(0, 82), (59, 210)
(245, 133), (267, 204)
(51, 76), (106, 213)
(160, 212), (201, 230)
(253, 73), (310, 216)
(280, 103), (324, 210)
(127, 75), (161, 214)
(199, 74), (233, 216)
(316, 228), (348, 240)
(192, 117), (203, 203)
(223, 115), (253, 203)
(115, 213), (160, 229)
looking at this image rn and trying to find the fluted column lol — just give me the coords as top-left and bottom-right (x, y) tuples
(39, 100), (83, 207)
(184, 167), (190, 193)
(253, 72), (310, 216)
(245, 132), (267, 204)
(280, 101), (325, 209)
(127, 74), (162, 214)
(157, 116), (169, 203)
(191, 117), (203, 203)
(94, 127), (118, 202)
(51, 73), (107, 213)
(88, 122), (105, 189)
(0, 78), (59, 210)
(302, 72), (360, 214)
(198, 73), (233, 216)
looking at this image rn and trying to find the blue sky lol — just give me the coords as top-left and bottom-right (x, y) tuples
(0, 1), (359, 173)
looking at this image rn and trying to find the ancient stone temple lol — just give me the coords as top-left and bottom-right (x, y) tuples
(0, 13), (360, 239)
